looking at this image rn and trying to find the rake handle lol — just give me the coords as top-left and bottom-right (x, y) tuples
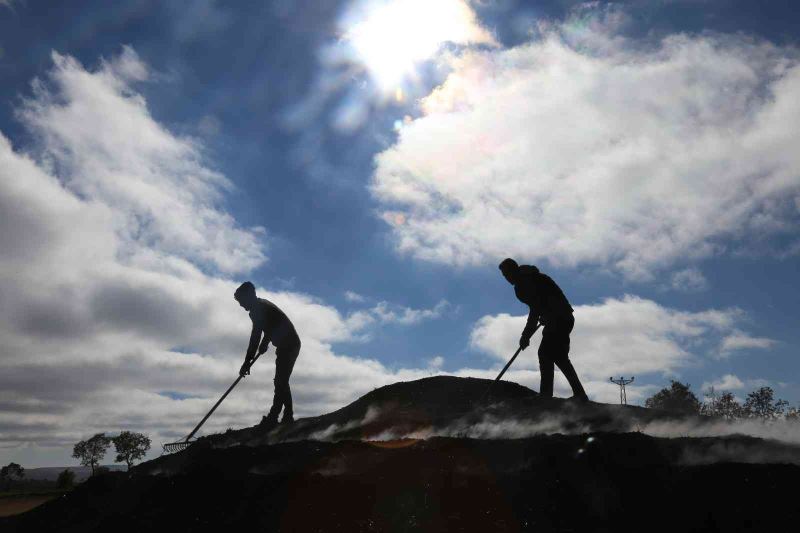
(481, 324), (540, 403)
(182, 350), (264, 443)
(493, 346), (523, 384)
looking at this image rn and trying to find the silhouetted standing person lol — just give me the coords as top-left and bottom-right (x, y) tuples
(235, 281), (301, 430)
(498, 259), (588, 402)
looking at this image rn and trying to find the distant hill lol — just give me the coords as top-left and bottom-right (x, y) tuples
(23, 466), (126, 483)
(4, 376), (799, 532)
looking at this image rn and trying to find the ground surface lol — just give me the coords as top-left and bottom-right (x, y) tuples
(0, 493), (63, 518)
(3, 376), (798, 532)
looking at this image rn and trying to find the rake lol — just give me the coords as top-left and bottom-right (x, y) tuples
(479, 323), (540, 404)
(162, 351), (264, 453)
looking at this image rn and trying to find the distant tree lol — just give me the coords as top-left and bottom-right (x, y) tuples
(112, 431), (151, 470)
(0, 462), (25, 490)
(701, 391), (744, 420)
(743, 387), (788, 421)
(714, 392), (745, 420)
(56, 469), (76, 489)
(644, 381), (701, 414)
(72, 433), (112, 475)
(1, 462), (25, 481)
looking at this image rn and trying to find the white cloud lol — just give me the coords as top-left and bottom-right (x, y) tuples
(372, 21), (800, 278)
(670, 267), (708, 292)
(369, 299), (451, 325)
(470, 295), (765, 399)
(344, 290), (366, 303)
(346, 299), (451, 331)
(18, 48), (265, 275)
(427, 355), (445, 369)
(701, 374), (746, 392)
(699, 374), (771, 396)
(718, 331), (776, 357)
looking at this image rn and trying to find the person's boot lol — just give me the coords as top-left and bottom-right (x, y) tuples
(567, 394), (590, 403)
(281, 412), (294, 425)
(258, 414), (279, 432)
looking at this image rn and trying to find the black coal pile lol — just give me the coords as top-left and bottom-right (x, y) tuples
(4, 377), (798, 532)
(190, 376), (703, 447)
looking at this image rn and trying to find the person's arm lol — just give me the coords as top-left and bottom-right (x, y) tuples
(258, 335), (270, 355)
(240, 324), (261, 376)
(520, 308), (540, 350)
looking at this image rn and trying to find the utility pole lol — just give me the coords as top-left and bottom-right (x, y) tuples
(610, 376), (634, 405)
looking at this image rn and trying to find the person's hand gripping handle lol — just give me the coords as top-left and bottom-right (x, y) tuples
(519, 320), (541, 350)
(240, 341), (270, 377)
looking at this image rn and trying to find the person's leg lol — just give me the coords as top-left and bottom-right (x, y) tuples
(271, 341), (299, 421)
(551, 315), (587, 400)
(538, 354), (555, 397)
(555, 358), (587, 399)
(278, 343), (299, 420)
(538, 330), (555, 397)
(265, 380), (282, 422)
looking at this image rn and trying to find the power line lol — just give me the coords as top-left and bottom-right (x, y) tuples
(610, 376), (634, 405)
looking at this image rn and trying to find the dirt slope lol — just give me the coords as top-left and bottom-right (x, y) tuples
(195, 376), (680, 448)
(4, 376), (798, 532)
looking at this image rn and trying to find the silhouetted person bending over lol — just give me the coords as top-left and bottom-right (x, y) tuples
(235, 281), (301, 430)
(499, 258), (588, 402)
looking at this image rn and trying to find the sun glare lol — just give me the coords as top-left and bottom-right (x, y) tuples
(342, 0), (494, 95)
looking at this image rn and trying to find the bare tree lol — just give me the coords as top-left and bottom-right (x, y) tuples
(72, 433), (112, 475)
(112, 431), (151, 470)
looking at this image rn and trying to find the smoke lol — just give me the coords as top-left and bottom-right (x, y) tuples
(304, 405), (383, 441)
(306, 419), (363, 441)
(208, 397), (800, 467)
(393, 413), (591, 441)
(678, 439), (800, 466)
(356, 404), (800, 465)
(301, 399), (800, 447)
(640, 417), (800, 447)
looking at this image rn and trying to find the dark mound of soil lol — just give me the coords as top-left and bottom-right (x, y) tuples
(5, 377), (798, 532)
(198, 376), (675, 448)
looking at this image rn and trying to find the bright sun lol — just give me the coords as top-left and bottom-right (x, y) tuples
(342, 0), (494, 95)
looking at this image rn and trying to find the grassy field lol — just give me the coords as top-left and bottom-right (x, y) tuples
(0, 491), (64, 517)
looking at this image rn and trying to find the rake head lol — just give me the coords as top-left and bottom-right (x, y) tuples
(162, 439), (194, 454)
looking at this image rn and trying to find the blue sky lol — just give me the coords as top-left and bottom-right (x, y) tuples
(1, 0), (799, 466)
